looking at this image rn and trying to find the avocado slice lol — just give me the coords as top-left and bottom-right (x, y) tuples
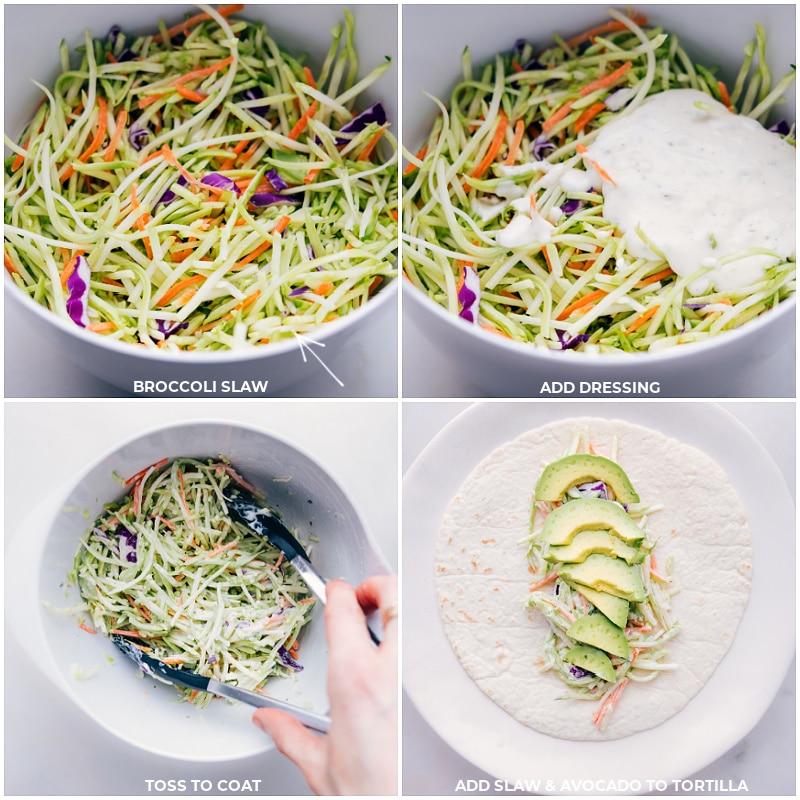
(568, 582), (630, 628)
(559, 554), (646, 603)
(567, 613), (630, 660)
(564, 644), (617, 682)
(540, 498), (645, 547)
(545, 529), (645, 566)
(534, 454), (640, 503)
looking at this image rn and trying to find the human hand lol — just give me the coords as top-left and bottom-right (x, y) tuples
(253, 576), (398, 795)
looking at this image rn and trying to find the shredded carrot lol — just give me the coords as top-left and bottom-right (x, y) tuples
(314, 281), (334, 296)
(557, 288), (608, 320)
(4, 251), (19, 275)
(579, 61), (633, 97)
(219, 138), (250, 171)
(125, 458), (168, 486)
(390, 208), (398, 222)
(160, 656), (185, 665)
(170, 55), (235, 86)
(176, 85), (208, 104)
(624, 304), (659, 334)
(60, 250), (84, 287)
(138, 92), (167, 110)
(368, 276), (384, 295)
(304, 167), (322, 184)
(86, 321), (116, 333)
(106, 51), (118, 64)
(529, 571), (558, 592)
(542, 100), (574, 133)
(636, 267), (674, 287)
(511, 59), (524, 74)
(234, 290), (261, 311)
(468, 111), (508, 180)
(109, 628), (147, 638)
(565, 14), (647, 49)
(11, 137), (30, 172)
(103, 109), (128, 162)
(61, 97), (108, 181)
(130, 183), (153, 259)
(593, 678), (629, 728)
(717, 80), (734, 111)
(78, 620), (97, 634)
(303, 66), (317, 90)
(403, 145), (428, 175)
(230, 239), (272, 272)
(188, 689), (200, 703)
(358, 124), (388, 161)
(156, 274), (205, 307)
(504, 119), (525, 166)
(207, 541), (237, 558)
(574, 101), (606, 132)
(153, 4), (244, 43)
(480, 323), (512, 338)
(287, 100), (317, 140)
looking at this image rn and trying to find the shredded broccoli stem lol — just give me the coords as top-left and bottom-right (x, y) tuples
(524, 431), (680, 729)
(4, 6), (397, 350)
(71, 457), (315, 708)
(402, 10), (795, 353)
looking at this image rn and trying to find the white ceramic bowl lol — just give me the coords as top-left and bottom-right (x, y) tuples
(5, 420), (388, 761)
(4, 4), (398, 396)
(402, 4), (796, 398)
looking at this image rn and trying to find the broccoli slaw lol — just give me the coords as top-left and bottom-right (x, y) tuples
(70, 457), (315, 707)
(402, 9), (796, 354)
(525, 431), (679, 729)
(4, 4), (397, 351)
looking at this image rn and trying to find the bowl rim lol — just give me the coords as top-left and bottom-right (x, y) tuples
(5, 275), (398, 363)
(49, 416), (390, 568)
(402, 279), (797, 365)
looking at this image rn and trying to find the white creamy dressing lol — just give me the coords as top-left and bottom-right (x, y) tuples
(585, 88), (796, 294)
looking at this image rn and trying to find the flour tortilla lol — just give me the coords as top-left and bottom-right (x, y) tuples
(435, 417), (751, 741)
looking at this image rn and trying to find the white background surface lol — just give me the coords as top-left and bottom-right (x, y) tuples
(4, 401), (398, 796)
(401, 401), (796, 796)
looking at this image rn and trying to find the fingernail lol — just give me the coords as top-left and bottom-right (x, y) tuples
(252, 711), (268, 733)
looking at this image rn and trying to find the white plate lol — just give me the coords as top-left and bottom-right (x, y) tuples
(402, 402), (795, 794)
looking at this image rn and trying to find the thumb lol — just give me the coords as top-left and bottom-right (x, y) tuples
(252, 708), (327, 782)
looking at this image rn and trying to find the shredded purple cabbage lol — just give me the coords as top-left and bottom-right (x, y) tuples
(239, 85), (268, 117)
(117, 526), (138, 564)
(129, 124), (150, 151)
(556, 329), (590, 350)
(277, 645), (303, 671)
(157, 174), (188, 206)
(106, 25), (137, 62)
(201, 172), (241, 194)
(289, 286), (309, 296)
(457, 265), (481, 324)
(570, 666), (589, 679)
(265, 168), (288, 192)
(532, 134), (555, 161)
(156, 319), (189, 339)
(683, 302), (707, 310)
(334, 102), (386, 145)
(576, 481), (608, 500)
(249, 192), (301, 208)
(769, 119), (791, 136)
(66, 255), (91, 328)
(560, 198), (583, 216)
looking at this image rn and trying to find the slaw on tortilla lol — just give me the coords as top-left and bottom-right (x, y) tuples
(435, 417), (751, 740)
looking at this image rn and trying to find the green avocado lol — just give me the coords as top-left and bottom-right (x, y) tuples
(534, 454), (640, 503)
(559, 554), (646, 603)
(567, 613), (630, 660)
(545, 529), (645, 566)
(540, 498), (645, 547)
(568, 582), (630, 628)
(564, 645), (617, 682)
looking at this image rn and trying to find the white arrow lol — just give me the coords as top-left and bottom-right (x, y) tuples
(293, 331), (344, 387)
